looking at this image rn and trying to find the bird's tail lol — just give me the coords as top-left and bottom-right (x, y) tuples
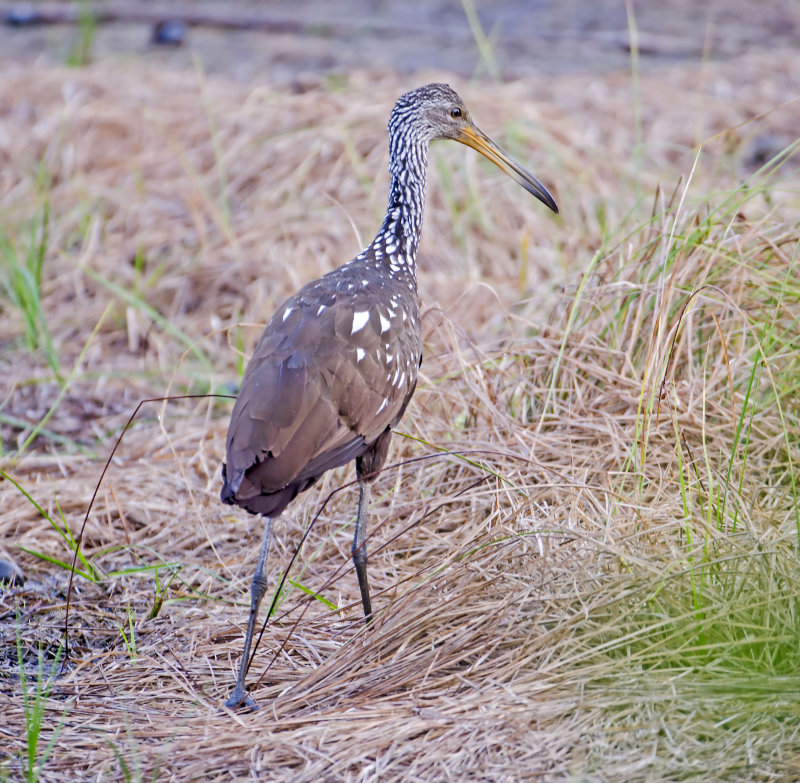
(220, 462), (237, 505)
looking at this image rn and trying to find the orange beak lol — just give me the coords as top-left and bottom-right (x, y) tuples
(455, 124), (558, 214)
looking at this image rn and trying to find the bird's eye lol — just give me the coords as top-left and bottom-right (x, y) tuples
(450, 107), (462, 118)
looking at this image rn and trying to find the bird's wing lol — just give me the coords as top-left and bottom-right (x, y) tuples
(224, 275), (421, 504)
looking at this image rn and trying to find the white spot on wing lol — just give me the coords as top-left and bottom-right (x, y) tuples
(282, 307), (293, 322)
(356, 348), (366, 362)
(377, 398), (388, 414)
(316, 305), (326, 315)
(351, 310), (370, 334)
(380, 314), (391, 333)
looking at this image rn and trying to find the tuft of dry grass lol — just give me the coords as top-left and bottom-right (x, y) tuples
(1, 49), (800, 781)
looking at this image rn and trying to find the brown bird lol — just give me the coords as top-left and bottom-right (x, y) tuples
(221, 83), (557, 708)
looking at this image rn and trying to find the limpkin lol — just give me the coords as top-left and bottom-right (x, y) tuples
(221, 83), (558, 708)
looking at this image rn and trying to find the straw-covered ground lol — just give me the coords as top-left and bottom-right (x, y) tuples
(1, 45), (799, 781)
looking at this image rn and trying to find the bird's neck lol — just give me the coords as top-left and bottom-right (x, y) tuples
(356, 138), (428, 287)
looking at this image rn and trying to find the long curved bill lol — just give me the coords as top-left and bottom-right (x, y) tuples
(455, 124), (558, 214)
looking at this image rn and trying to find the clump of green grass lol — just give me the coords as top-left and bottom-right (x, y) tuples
(66, 0), (97, 67)
(0, 185), (59, 381)
(509, 151), (799, 777)
(13, 630), (68, 783)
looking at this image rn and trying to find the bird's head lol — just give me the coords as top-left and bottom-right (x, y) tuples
(390, 83), (558, 214)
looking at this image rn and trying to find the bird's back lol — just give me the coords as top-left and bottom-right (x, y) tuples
(222, 260), (422, 517)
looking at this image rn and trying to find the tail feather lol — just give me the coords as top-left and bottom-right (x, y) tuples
(220, 463), (238, 505)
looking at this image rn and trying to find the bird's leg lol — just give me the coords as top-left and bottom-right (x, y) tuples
(225, 516), (272, 709)
(353, 428), (392, 625)
(352, 478), (373, 624)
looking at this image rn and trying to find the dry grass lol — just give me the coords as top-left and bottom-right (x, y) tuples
(1, 48), (799, 781)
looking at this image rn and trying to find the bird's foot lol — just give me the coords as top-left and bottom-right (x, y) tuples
(224, 684), (260, 711)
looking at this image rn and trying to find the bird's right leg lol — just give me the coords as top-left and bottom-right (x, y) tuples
(225, 515), (272, 709)
(353, 428), (392, 625)
(352, 479), (373, 623)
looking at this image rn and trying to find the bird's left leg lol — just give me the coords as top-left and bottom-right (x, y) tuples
(225, 515), (272, 709)
(353, 428), (392, 624)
